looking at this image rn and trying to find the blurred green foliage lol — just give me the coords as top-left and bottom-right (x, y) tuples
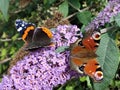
(0, 0), (120, 90)
(0, 0), (9, 21)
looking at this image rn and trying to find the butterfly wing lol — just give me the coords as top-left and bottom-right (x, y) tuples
(25, 27), (53, 50)
(84, 59), (103, 82)
(70, 38), (103, 82)
(82, 29), (101, 50)
(15, 19), (35, 43)
(70, 44), (97, 73)
(22, 26), (35, 43)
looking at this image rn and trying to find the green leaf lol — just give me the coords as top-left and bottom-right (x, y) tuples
(55, 46), (69, 53)
(94, 33), (119, 90)
(65, 86), (74, 90)
(43, 0), (57, 5)
(12, 34), (19, 41)
(10, 47), (16, 55)
(1, 32), (7, 38)
(80, 25), (86, 33)
(59, 0), (68, 17)
(86, 77), (92, 89)
(77, 11), (92, 25)
(110, 16), (115, 23)
(114, 13), (120, 26)
(1, 48), (7, 59)
(4, 42), (9, 47)
(116, 80), (120, 88)
(79, 76), (87, 82)
(69, 0), (81, 9)
(0, 0), (9, 21)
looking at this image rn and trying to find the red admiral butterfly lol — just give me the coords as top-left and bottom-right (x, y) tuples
(15, 19), (53, 50)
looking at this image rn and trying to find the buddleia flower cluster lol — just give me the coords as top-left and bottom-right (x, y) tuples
(0, 25), (81, 90)
(1, 0), (120, 89)
(86, 0), (120, 31)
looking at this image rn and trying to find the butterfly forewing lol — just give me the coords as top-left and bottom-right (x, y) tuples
(24, 28), (34, 44)
(32, 27), (51, 46)
(25, 27), (52, 50)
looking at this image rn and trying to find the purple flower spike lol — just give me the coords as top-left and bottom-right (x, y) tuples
(86, 0), (120, 31)
(0, 25), (81, 90)
(52, 25), (82, 47)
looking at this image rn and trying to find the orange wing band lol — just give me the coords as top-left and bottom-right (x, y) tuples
(22, 26), (35, 42)
(41, 27), (53, 38)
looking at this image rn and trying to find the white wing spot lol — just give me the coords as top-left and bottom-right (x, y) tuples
(17, 27), (23, 32)
(15, 23), (18, 26)
(22, 24), (25, 27)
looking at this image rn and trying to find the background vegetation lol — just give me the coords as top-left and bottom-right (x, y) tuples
(0, 0), (120, 90)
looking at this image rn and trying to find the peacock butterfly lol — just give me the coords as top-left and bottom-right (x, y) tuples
(70, 30), (103, 82)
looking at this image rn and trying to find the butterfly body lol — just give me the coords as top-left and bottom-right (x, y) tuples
(70, 30), (103, 82)
(15, 19), (53, 50)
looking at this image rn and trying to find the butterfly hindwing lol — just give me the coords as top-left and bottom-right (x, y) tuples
(84, 59), (103, 82)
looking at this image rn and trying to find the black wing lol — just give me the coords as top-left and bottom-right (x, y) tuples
(25, 27), (52, 50)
